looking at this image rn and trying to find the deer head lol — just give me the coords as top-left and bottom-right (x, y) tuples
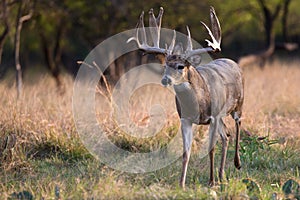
(127, 7), (221, 86)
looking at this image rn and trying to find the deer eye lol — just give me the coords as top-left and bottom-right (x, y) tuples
(177, 65), (185, 70)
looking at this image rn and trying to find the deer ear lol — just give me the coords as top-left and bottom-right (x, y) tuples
(187, 55), (202, 67)
(173, 43), (184, 55)
(156, 54), (165, 64)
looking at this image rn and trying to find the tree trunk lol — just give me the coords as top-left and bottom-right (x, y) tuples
(53, 21), (65, 92)
(39, 20), (66, 93)
(40, 33), (63, 91)
(0, 0), (9, 65)
(262, 7), (273, 47)
(257, 0), (281, 47)
(282, 0), (291, 42)
(14, 0), (33, 98)
(240, 0), (282, 68)
(15, 1), (24, 98)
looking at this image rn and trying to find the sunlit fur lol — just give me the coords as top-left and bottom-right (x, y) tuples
(129, 6), (243, 189)
(161, 56), (244, 188)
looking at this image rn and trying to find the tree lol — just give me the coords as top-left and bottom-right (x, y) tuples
(14, 0), (34, 98)
(0, 0), (10, 65)
(276, 0), (298, 51)
(0, 0), (299, 82)
(281, 0), (291, 42)
(35, 1), (69, 92)
(257, 0), (281, 48)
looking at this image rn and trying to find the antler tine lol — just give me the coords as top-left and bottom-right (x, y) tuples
(168, 30), (176, 54)
(149, 7), (164, 47)
(200, 6), (221, 51)
(157, 7), (163, 28)
(148, 8), (157, 46)
(184, 6), (221, 59)
(209, 6), (221, 45)
(127, 8), (166, 54)
(127, 11), (146, 46)
(186, 26), (193, 52)
(126, 11), (149, 46)
(140, 11), (147, 46)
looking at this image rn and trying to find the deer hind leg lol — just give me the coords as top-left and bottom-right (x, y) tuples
(233, 112), (241, 169)
(209, 146), (215, 187)
(219, 119), (228, 182)
(208, 118), (218, 187)
(179, 118), (193, 189)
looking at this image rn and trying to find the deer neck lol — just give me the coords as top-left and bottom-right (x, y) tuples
(174, 67), (211, 124)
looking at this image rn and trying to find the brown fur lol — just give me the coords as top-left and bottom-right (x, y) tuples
(166, 57), (244, 188)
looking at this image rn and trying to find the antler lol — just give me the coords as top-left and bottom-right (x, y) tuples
(185, 7), (221, 58)
(127, 7), (221, 59)
(127, 7), (167, 54)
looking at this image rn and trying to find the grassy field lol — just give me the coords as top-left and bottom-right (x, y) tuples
(0, 59), (300, 199)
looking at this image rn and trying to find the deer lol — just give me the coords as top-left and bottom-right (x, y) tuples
(127, 7), (244, 188)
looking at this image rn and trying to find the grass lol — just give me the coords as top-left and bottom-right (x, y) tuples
(0, 58), (300, 199)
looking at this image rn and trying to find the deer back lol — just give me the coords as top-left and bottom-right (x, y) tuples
(197, 58), (244, 118)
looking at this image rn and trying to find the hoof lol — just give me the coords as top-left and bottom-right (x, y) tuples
(208, 181), (215, 187)
(179, 182), (186, 190)
(234, 157), (241, 169)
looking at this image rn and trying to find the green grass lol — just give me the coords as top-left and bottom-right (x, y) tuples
(1, 131), (299, 199)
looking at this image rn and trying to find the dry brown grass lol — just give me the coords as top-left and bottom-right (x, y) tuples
(1, 59), (300, 164)
(242, 59), (300, 139)
(0, 74), (80, 170)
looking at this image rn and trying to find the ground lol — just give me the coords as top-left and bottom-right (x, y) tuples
(0, 58), (299, 199)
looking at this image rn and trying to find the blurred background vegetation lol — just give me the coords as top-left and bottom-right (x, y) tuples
(0, 0), (300, 91)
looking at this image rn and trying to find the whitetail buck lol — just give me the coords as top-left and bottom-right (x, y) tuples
(127, 7), (244, 188)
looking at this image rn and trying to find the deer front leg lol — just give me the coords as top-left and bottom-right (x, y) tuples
(179, 118), (193, 189)
(209, 146), (215, 187)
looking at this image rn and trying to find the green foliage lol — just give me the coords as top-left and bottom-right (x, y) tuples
(239, 132), (299, 176)
(1, 139), (299, 199)
(240, 132), (278, 165)
(2, 0), (300, 71)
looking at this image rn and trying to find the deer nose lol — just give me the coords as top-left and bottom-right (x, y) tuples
(161, 76), (172, 86)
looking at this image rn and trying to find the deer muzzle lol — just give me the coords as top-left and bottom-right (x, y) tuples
(161, 76), (172, 86)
